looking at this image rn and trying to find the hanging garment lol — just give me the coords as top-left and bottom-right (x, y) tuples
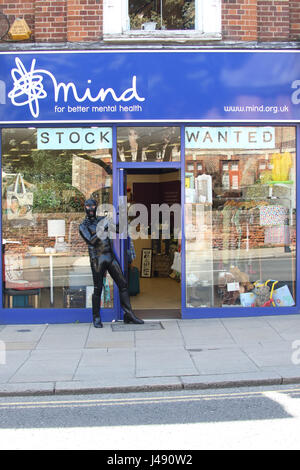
(271, 152), (293, 182)
(101, 275), (111, 304)
(127, 237), (136, 264)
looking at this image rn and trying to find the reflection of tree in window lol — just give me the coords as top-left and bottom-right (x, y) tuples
(1, 129), (113, 214)
(129, 0), (195, 30)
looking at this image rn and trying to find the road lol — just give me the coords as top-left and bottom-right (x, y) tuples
(0, 385), (300, 451)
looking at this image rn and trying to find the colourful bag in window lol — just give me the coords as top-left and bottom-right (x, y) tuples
(240, 291), (257, 307)
(7, 174), (34, 222)
(272, 285), (295, 307)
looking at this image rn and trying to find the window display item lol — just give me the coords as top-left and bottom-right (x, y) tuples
(171, 251), (181, 274)
(79, 198), (144, 328)
(7, 173), (33, 223)
(272, 285), (295, 307)
(253, 282), (271, 307)
(218, 272), (239, 305)
(259, 205), (287, 226)
(195, 174), (212, 203)
(55, 236), (68, 253)
(240, 291), (257, 307)
(64, 286), (86, 308)
(101, 275), (111, 304)
(271, 152), (292, 182)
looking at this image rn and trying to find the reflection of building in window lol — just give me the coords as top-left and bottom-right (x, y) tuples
(220, 160), (240, 191)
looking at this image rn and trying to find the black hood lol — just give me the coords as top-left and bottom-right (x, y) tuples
(84, 199), (97, 219)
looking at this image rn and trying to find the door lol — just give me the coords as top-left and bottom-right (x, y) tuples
(118, 168), (129, 282)
(117, 167), (182, 319)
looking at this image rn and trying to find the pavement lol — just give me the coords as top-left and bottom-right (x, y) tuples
(0, 314), (300, 397)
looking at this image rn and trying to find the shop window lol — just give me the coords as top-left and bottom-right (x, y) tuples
(1, 128), (113, 310)
(103, 0), (221, 38)
(117, 126), (181, 162)
(184, 126), (297, 309)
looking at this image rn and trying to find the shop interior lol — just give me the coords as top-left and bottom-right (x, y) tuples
(125, 169), (181, 319)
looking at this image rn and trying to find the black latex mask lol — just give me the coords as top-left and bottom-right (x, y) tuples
(84, 199), (97, 219)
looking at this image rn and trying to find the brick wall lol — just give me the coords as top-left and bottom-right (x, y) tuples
(0, 0), (103, 42)
(290, 0), (300, 40)
(258, 0), (290, 41)
(222, 0), (258, 41)
(66, 0), (102, 42)
(222, 0), (299, 41)
(0, 0), (299, 43)
(34, 0), (67, 42)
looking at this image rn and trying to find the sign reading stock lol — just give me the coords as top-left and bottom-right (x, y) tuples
(0, 51), (299, 122)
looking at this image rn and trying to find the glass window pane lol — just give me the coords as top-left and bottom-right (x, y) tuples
(2, 128), (113, 309)
(185, 126), (296, 309)
(129, 0), (195, 31)
(117, 126), (181, 162)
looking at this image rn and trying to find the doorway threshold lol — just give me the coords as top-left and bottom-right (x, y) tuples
(134, 309), (181, 319)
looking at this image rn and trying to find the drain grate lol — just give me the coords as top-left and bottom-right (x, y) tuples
(111, 321), (163, 332)
(16, 329), (31, 333)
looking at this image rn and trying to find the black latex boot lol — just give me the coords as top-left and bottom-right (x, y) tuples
(92, 294), (103, 328)
(120, 288), (144, 324)
(123, 311), (144, 324)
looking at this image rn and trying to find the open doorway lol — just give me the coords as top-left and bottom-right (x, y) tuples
(125, 168), (181, 319)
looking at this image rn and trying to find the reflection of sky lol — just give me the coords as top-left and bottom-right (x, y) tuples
(220, 53), (299, 88)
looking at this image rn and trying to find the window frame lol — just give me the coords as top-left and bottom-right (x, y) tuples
(103, 0), (222, 42)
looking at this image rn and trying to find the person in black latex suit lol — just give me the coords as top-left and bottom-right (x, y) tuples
(79, 199), (144, 328)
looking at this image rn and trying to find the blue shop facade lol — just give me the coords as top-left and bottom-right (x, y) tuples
(0, 50), (299, 324)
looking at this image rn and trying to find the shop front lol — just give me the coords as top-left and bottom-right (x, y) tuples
(0, 50), (299, 324)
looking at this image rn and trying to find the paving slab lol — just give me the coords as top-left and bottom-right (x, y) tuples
(0, 350), (31, 384)
(135, 322), (183, 348)
(222, 317), (283, 345)
(86, 324), (134, 349)
(265, 316), (300, 341)
(36, 324), (90, 350)
(136, 347), (198, 377)
(0, 325), (46, 344)
(243, 342), (296, 368)
(178, 319), (236, 348)
(10, 349), (82, 383)
(190, 347), (259, 375)
(4, 342), (37, 351)
(74, 348), (135, 381)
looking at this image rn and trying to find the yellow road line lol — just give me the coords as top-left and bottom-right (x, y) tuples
(0, 386), (300, 410)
